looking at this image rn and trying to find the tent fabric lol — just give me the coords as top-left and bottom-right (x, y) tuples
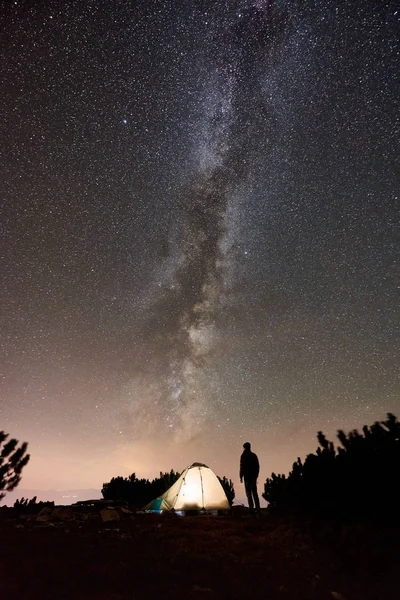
(144, 463), (230, 513)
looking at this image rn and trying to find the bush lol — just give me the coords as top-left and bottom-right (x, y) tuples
(13, 496), (54, 513)
(218, 476), (235, 506)
(263, 413), (400, 522)
(102, 470), (181, 507)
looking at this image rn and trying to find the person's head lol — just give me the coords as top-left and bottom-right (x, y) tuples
(243, 442), (251, 451)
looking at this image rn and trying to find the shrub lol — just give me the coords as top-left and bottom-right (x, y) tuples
(263, 413), (400, 521)
(218, 476), (235, 506)
(102, 470), (181, 507)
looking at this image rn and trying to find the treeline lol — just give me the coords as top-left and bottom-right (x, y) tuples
(102, 470), (181, 507)
(102, 470), (235, 508)
(13, 496), (54, 512)
(263, 413), (400, 521)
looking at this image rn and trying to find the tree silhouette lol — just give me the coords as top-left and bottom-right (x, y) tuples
(262, 413), (400, 521)
(218, 475), (235, 506)
(14, 496), (38, 508)
(149, 470), (181, 499)
(13, 496), (54, 513)
(102, 476), (131, 502)
(0, 430), (30, 502)
(102, 470), (181, 507)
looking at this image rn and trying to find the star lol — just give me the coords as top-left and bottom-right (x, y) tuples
(0, 0), (398, 498)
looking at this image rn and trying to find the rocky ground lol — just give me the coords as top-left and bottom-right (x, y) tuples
(0, 504), (398, 600)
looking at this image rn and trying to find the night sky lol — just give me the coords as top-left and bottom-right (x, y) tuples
(1, 0), (399, 498)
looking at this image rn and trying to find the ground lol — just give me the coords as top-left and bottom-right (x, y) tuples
(0, 507), (398, 599)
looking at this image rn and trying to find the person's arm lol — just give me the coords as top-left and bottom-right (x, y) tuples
(240, 455), (244, 482)
(255, 455), (260, 479)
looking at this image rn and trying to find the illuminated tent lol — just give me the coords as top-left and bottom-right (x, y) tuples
(144, 463), (230, 514)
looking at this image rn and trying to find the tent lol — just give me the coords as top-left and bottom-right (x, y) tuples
(144, 463), (230, 514)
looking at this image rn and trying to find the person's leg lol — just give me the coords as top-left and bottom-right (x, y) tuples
(252, 479), (260, 511)
(244, 479), (254, 510)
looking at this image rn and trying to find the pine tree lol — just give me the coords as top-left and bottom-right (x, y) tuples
(262, 413), (400, 521)
(218, 475), (235, 506)
(102, 470), (181, 506)
(0, 430), (30, 501)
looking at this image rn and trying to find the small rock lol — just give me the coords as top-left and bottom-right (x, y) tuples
(37, 506), (53, 517)
(120, 507), (133, 515)
(88, 513), (101, 521)
(52, 507), (75, 521)
(331, 592), (346, 600)
(192, 584), (213, 593)
(82, 512), (100, 521)
(36, 507), (54, 522)
(100, 508), (120, 522)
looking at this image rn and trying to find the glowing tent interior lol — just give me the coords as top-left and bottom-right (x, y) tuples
(144, 463), (230, 514)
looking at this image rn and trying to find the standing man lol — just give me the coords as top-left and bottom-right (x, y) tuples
(240, 442), (261, 515)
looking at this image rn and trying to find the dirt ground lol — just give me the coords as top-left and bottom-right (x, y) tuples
(0, 508), (398, 600)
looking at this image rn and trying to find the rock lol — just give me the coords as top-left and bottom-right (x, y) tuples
(331, 592), (346, 600)
(80, 512), (100, 521)
(119, 507), (133, 515)
(35, 506), (76, 523)
(87, 513), (101, 521)
(192, 585), (213, 593)
(52, 507), (75, 521)
(100, 508), (120, 522)
(36, 507), (54, 522)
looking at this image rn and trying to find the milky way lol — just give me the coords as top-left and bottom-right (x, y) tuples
(124, 2), (293, 442)
(1, 0), (398, 495)
(145, 2), (297, 440)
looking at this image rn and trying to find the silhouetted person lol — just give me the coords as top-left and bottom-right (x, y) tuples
(240, 442), (260, 514)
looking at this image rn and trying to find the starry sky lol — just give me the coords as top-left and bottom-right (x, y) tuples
(1, 0), (399, 499)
